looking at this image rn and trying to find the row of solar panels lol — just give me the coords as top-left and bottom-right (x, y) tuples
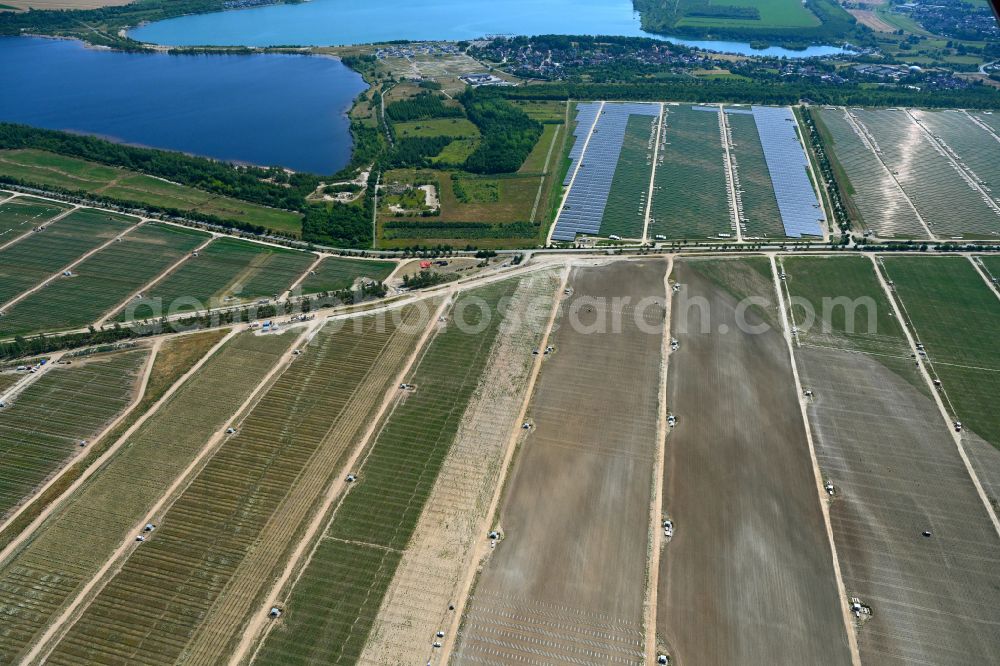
(553, 104), (824, 241)
(563, 102), (602, 187)
(552, 103), (660, 241)
(751, 106), (825, 237)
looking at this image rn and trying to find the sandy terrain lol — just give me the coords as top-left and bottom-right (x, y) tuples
(798, 345), (1000, 664)
(657, 259), (852, 665)
(358, 271), (561, 665)
(849, 9), (896, 32)
(455, 260), (667, 664)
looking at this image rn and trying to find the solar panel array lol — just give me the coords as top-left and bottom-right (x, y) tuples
(563, 103), (602, 186)
(553, 103), (660, 241)
(751, 106), (825, 237)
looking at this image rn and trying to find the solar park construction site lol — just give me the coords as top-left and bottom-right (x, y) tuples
(552, 102), (827, 243)
(1, 102), (1000, 666)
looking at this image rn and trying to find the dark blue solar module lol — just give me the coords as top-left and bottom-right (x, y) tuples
(751, 106), (825, 237)
(552, 102), (659, 241)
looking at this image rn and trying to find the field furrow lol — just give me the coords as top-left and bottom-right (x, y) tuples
(651, 106), (731, 239)
(456, 260), (665, 665)
(359, 270), (562, 664)
(783, 255), (1000, 665)
(297, 257), (397, 295)
(253, 279), (521, 665)
(0, 208), (137, 305)
(0, 197), (71, 244)
(118, 237), (316, 320)
(0, 223), (209, 337)
(45, 310), (426, 665)
(656, 257), (852, 664)
(0, 350), (148, 520)
(0, 331), (295, 663)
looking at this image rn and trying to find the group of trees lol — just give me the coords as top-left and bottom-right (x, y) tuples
(486, 79), (1000, 110)
(385, 92), (463, 122)
(460, 91), (543, 174)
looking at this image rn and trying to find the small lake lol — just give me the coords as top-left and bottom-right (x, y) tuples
(0, 36), (366, 173)
(130, 0), (847, 59)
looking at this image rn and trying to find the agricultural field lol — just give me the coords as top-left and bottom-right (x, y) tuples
(517, 122), (561, 175)
(119, 237), (315, 320)
(0, 149), (303, 235)
(658, 257), (851, 664)
(672, 0), (821, 29)
(0, 330), (228, 556)
(599, 113), (657, 238)
(0, 349), (147, 520)
(910, 109), (1000, 195)
(780, 254), (917, 383)
(0, 197), (71, 244)
(880, 256), (1000, 451)
(514, 100), (568, 124)
(813, 108), (927, 238)
(0, 330), (295, 664)
(457, 261), (666, 663)
(785, 256), (1000, 665)
(0, 208), (137, 306)
(46, 309), (428, 665)
(393, 118), (480, 139)
(378, 168), (544, 248)
(0, 223), (209, 337)
(254, 280), (519, 664)
(0, 372), (20, 394)
(727, 111), (785, 238)
(980, 254), (1000, 285)
(851, 109), (1000, 238)
(359, 271), (562, 663)
(297, 256), (397, 294)
(650, 105), (732, 239)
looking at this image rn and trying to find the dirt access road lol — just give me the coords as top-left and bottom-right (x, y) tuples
(657, 258), (853, 665)
(455, 259), (667, 664)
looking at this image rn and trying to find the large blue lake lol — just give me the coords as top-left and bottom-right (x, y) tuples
(0, 36), (366, 173)
(130, 0), (846, 58)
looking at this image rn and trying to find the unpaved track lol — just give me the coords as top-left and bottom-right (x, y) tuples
(232, 298), (450, 665)
(362, 270), (565, 665)
(0, 342), (158, 534)
(642, 104), (665, 242)
(280, 251), (324, 301)
(657, 259), (853, 665)
(643, 258), (672, 660)
(24, 325), (315, 665)
(455, 260), (666, 664)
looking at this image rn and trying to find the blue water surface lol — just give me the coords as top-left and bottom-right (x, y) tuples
(130, 0), (846, 58)
(0, 36), (366, 173)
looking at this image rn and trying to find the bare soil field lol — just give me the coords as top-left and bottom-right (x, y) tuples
(798, 345), (1000, 665)
(358, 271), (562, 665)
(849, 9), (895, 32)
(657, 258), (851, 665)
(455, 259), (667, 664)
